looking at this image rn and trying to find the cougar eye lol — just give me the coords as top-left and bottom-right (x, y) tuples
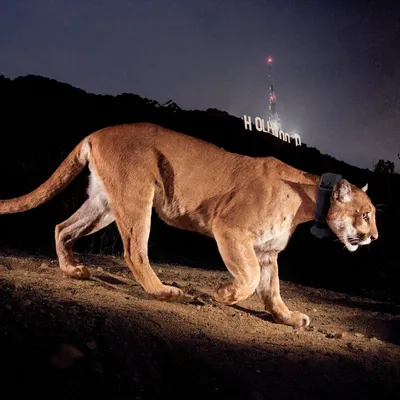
(362, 212), (370, 221)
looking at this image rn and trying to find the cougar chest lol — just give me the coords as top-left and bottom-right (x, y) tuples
(253, 218), (292, 253)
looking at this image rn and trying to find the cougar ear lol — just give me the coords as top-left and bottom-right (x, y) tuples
(361, 183), (368, 192)
(332, 179), (352, 203)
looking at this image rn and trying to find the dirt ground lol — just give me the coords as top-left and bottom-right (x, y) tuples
(0, 251), (399, 399)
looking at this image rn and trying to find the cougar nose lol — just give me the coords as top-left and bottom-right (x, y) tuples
(371, 234), (378, 241)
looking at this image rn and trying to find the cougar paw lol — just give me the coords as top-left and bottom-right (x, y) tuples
(274, 311), (311, 329)
(213, 283), (239, 305)
(62, 265), (91, 280)
(74, 266), (92, 279)
(152, 284), (184, 302)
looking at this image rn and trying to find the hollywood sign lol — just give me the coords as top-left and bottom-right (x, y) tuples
(242, 115), (302, 146)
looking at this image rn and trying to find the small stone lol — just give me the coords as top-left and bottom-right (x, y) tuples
(252, 392), (263, 400)
(51, 343), (84, 369)
(312, 308), (317, 312)
(196, 305), (201, 311)
(158, 268), (163, 273)
(354, 332), (364, 338)
(40, 263), (49, 269)
(305, 325), (314, 332)
(97, 267), (104, 271)
(334, 332), (345, 339)
(94, 362), (103, 374)
(86, 340), (97, 350)
(370, 336), (382, 343)
(0, 264), (9, 272)
(68, 306), (79, 314)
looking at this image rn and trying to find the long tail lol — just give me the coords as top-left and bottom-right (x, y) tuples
(0, 138), (89, 214)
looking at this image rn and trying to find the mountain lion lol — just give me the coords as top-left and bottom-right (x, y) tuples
(0, 123), (378, 328)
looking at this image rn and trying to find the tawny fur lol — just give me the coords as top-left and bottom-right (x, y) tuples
(0, 123), (378, 328)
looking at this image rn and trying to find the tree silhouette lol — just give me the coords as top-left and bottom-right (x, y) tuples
(373, 159), (395, 174)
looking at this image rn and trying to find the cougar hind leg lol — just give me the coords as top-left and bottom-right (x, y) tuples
(55, 167), (183, 301)
(114, 179), (184, 301)
(55, 171), (114, 279)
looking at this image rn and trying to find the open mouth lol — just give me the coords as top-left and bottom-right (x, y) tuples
(344, 236), (360, 252)
(348, 237), (360, 246)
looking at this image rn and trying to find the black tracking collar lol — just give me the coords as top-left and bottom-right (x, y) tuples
(310, 173), (342, 239)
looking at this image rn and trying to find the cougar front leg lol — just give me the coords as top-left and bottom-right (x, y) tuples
(212, 223), (261, 305)
(256, 251), (310, 328)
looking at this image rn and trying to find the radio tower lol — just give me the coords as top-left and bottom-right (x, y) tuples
(267, 57), (281, 136)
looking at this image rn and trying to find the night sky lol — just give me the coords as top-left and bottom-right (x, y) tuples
(1, 0), (399, 171)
